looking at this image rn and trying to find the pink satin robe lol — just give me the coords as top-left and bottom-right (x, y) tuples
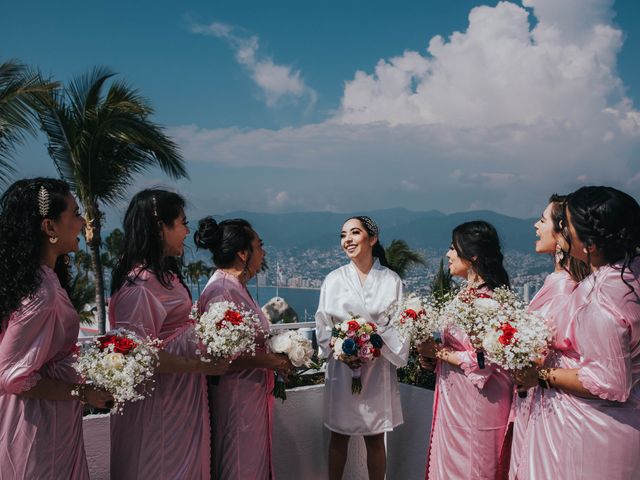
(0, 266), (89, 479)
(109, 269), (210, 479)
(509, 270), (578, 478)
(199, 269), (275, 480)
(426, 288), (514, 480)
(512, 260), (640, 479)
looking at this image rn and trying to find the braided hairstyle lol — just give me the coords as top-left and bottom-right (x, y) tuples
(565, 186), (640, 292)
(194, 217), (256, 273)
(0, 178), (72, 327)
(346, 216), (390, 268)
(452, 221), (510, 290)
(548, 194), (590, 282)
(111, 189), (189, 295)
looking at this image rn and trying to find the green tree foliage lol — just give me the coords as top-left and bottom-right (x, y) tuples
(184, 260), (213, 297)
(0, 60), (56, 184)
(384, 239), (426, 279)
(38, 67), (187, 333)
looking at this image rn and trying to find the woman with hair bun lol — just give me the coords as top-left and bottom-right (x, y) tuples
(0, 178), (112, 479)
(419, 220), (513, 480)
(195, 216), (293, 480)
(508, 194), (589, 476)
(514, 186), (640, 479)
(315, 216), (408, 480)
(109, 189), (228, 479)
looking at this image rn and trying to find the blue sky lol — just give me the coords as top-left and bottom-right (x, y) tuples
(2, 0), (640, 222)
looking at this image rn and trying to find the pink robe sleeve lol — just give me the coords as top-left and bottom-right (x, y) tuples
(110, 285), (167, 340)
(0, 292), (58, 395)
(575, 302), (632, 402)
(456, 348), (501, 390)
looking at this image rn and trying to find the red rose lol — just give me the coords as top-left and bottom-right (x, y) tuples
(403, 309), (418, 320)
(476, 292), (492, 299)
(373, 348), (381, 358)
(367, 322), (377, 331)
(223, 310), (244, 326)
(347, 320), (360, 332)
(113, 337), (137, 354)
(97, 335), (117, 351)
(498, 323), (517, 346)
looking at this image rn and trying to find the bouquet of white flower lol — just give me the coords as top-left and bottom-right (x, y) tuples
(393, 293), (443, 348)
(194, 300), (261, 361)
(267, 330), (315, 401)
(73, 328), (161, 413)
(439, 285), (502, 369)
(481, 288), (551, 373)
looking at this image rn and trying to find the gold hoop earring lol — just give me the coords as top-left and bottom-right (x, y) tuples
(48, 236), (59, 244)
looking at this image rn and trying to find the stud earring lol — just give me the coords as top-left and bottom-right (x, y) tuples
(49, 236), (59, 244)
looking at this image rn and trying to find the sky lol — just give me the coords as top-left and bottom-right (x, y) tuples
(2, 0), (640, 222)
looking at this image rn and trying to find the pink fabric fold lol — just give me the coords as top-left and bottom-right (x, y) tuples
(426, 287), (513, 480)
(109, 268), (210, 480)
(199, 269), (275, 480)
(0, 266), (88, 479)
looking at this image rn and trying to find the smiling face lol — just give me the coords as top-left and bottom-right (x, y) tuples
(341, 218), (376, 262)
(245, 231), (265, 279)
(446, 243), (472, 279)
(534, 203), (559, 254)
(161, 210), (190, 257)
(42, 193), (85, 254)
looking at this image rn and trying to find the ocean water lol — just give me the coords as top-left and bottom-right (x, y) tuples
(191, 284), (320, 322)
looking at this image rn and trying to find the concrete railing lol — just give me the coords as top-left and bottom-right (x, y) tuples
(83, 383), (433, 479)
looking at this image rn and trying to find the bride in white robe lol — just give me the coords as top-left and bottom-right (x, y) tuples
(315, 216), (409, 480)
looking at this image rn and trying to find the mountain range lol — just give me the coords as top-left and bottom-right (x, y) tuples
(218, 208), (539, 253)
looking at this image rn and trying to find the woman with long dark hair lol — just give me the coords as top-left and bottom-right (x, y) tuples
(316, 216), (408, 480)
(0, 178), (112, 479)
(509, 194), (589, 476)
(195, 216), (292, 479)
(109, 189), (227, 479)
(513, 186), (640, 479)
(419, 220), (513, 479)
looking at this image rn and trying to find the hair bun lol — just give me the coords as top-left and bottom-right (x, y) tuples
(194, 216), (220, 250)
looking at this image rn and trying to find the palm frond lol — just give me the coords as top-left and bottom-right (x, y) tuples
(385, 239), (426, 279)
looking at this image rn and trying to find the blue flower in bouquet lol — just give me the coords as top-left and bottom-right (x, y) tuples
(370, 333), (383, 349)
(342, 338), (357, 356)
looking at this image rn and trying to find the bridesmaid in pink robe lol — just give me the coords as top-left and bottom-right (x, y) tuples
(109, 190), (227, 479)
(419, 221), (513, 480)
(195, 217), (293, 480)
(514, 186), (640, 479)
(508, 194), (588, 477)
(0, 178), (112, 479)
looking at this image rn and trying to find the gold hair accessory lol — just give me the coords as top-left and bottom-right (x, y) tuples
(38, 186), (50, 217)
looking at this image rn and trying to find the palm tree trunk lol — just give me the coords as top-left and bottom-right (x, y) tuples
(85, 204), (107, 334)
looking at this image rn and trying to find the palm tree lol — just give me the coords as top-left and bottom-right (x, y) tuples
(384, 239), (426, 279)
(184, 260), (213, 298)
(431, 257), (456, 306)
(101, 228), (124, 270)
(69, 249), (96, 324)
(0, 60), (56, 183)
(38, 67), (187, 333)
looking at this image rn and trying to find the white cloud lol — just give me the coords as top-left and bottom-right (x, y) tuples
(173, 1), (640, 217)
(190, 21), (317, 109)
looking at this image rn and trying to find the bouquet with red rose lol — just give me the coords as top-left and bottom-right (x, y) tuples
(330, 314), (383, 394)
(393, 293), (443, 348)
(481, 288), (551, 394)
(73, 328), (161, 413)
(194, 300), (261, 361)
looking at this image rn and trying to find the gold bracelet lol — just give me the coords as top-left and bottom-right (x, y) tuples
(538, 368), (552, 389)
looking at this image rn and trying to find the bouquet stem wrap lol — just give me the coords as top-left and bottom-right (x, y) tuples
(272, 372), (287, 401)
(351, 367), (362, 395)
(476, 349), (485, 369)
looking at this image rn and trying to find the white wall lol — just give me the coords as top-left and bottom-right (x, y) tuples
(83, 384), (433, 479)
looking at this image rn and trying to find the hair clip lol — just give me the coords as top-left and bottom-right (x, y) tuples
(38, 186), (50, 218)
(152, 195), (159, 219)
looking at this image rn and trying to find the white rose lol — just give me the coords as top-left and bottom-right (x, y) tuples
(404, 295), (423, 312)
(268, 334), (293, 354)
(289, 345), (310, 367)
(333, 338), (344, 359)
(482, 330), (501, 354)
(103, 352), (125, 369)
(340, 323), (349, 332)
(474, 298), (500, 310)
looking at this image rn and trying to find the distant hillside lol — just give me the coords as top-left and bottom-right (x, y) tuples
(218, 208), (538, 253)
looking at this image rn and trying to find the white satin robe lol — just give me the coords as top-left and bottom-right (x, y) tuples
(315, 260), (409, 435)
